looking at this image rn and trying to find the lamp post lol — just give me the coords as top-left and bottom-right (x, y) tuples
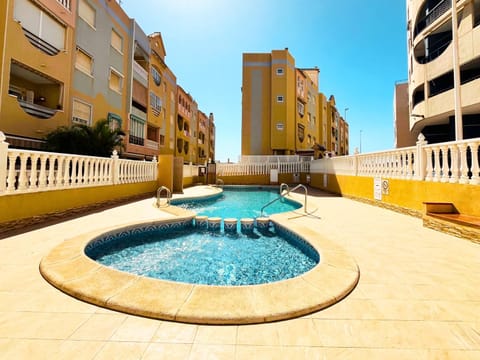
(344, 107), (349, 121)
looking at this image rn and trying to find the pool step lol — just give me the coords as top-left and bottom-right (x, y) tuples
(194, 216), (272, 234)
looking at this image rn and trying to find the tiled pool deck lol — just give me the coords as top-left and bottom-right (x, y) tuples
(1, 186), (479, 359)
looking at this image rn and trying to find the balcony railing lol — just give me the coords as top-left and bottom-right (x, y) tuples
(22, 28), (60, 56)
(414, 0), (452, 38)
(56, 0), (71, 10)
(133, 61), (148, 84)
(18, 99), (57, 119)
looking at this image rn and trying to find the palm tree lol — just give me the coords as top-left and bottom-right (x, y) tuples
(44, 119), (124, 157)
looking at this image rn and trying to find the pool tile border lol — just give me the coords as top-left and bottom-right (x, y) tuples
(40, 204), (360, 325)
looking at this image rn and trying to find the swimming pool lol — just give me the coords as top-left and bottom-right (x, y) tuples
(85, 221), (319, 286)
(171, 186), (301, 218)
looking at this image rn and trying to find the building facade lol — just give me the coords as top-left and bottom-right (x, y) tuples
(407, 0), (480, 144)
(1, 0), (76, 149)
(0, 0), (215, 164)
(242, 48), (349, 157)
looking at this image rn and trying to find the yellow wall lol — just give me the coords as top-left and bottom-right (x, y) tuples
(310, 173), (480, 217)
(0, 181), (157, 224)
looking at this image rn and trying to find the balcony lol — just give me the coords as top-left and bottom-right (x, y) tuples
(414, 0), (452, 39)
(133, 61), (148, 86)
(9, 61), (63, 119)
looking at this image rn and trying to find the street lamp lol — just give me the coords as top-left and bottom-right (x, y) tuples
(344, 107), (349, 121)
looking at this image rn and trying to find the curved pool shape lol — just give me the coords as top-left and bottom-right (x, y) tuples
(171, 186), (302, 218)
(40, 211), (360, 325)
(85, 223), (319, 286)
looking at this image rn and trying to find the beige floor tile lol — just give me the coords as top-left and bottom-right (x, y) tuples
(0, 311), (91, 339)
(236, 345), (308, 360)
(69, 313), (126, 341)
(194, 325), (238, 345)
(94, 341), (149, 360)
(151, 321), (198, 343)
(426, 350), (480, 359)
(110, 316), (161, 342)
(276, 319), (323, 346)
(189, 344), (236, 359)
(236, 323), (280, 346)
(142, 343), (192, 360)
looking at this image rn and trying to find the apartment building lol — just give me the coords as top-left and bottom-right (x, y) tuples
(0, 0), (76, 149)
(406, 0), (480, 144)
(0, 1), (216, 164)
(242, 48), (349, 156)
(72, 0), (129, 138)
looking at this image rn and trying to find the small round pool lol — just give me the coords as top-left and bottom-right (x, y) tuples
(85, 221), (319, 286)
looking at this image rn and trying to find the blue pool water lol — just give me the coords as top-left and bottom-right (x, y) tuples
(86, 224), (318, 286)
(171, 187), (301, 218)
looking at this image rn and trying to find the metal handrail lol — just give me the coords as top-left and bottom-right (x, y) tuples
(156, 186), (171, 207)
(260, 183), (308, 216)
(215, 178), (224, 188)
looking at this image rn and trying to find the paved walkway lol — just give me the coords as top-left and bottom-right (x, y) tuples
(1, 186), (479, 359)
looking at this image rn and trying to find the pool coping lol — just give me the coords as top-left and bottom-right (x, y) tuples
(39, 194), (360, 325)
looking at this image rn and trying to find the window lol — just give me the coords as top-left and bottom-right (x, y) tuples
(107, 112), (122, 130)
(159, 134), (165, 146)
(75, 47), (93, 75)
(150, 92), (162, 114)
(72, 99), (92, 125)
(297, 101), (304, 117)
(151, 66), (161, 86)
(109, 67), (123, 93)
(276, 68), (284, 75)
(129, 115), (145, 145)
(147, 125), (158, 142)
(297, 124), (305, 143)
(276, 95), (284, 103)
(14, 0), (66, 53)
(79, 0), (95, 28)
(111, 30), (123, 53)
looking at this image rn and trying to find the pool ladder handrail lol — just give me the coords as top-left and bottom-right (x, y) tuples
(260, 183), (308, 217)
(214, 178), (224, 188)
(156, 186), (172, 208)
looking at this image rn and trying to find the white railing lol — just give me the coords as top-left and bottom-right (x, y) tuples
(133, 61), (148, 84)
(216, 160), (310, 177)
(310, 135), (480, 185)
(183, 163), (201, 178)
(56, 0), (71, 10)
(0, 132), (158, 195)
(239, 155), (312, 164)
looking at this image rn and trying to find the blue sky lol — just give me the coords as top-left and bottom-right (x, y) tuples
(121, 0), (408, 162)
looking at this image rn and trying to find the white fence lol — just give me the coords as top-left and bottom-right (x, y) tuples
(311, 136), (480, 185)
(0, 132), (158, 195)
(217, 156), (311, 177)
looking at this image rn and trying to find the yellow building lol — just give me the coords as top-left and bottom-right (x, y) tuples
(242, 48), (348, 156)
(407, 0), (480, 143)
(149, 32), (177, 158)
(0, 0), (76, 149)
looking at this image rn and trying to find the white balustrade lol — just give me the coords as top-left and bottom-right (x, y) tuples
(0, 132), (157, 195)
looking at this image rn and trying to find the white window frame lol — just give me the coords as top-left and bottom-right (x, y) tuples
(150, 91), (162, 113)
(75, 47), (94, 76)
(108, 67), (123, 94)
(78, 0), (96, 29)
(110, 29), (123, 54)
(72, 98), (92, 125)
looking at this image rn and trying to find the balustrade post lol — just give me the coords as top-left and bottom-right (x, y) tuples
(353, 148), (359, 176)
(449, 145), (460, 183)
(468, 141), (480, 185)
(152, 156), (158, 181)
(38, 155), (48, 189)
(432, 147), (441, 182)
(111, 150), (119, 185)
(415, 133), (428, 180)
(0, 132), (9, 193)
(458, 143), (469, 184)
